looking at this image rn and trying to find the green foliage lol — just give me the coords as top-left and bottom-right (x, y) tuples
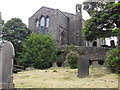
(105, 46), (120, 73)
(2, 18), (31, 63)
(83, 2), (120, 42)
(83, 2), (106, 17)
(66, 51), (80, 69)
(20, 33), (57, 69)
(67, 44), (84, 55)
(56, 50), (65, 62)
(55, 45), (83, 66)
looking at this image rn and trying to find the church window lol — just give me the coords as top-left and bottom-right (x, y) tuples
(60, 31), (65, 45)
(46, 17), (49, 34)
(40, 16), (45, 34)
(35, 19), (39, 34)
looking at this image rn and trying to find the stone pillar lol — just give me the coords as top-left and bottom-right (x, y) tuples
(78, 56), (89, 78)
(0, 41), (15, 89)
(75, 4), (84, 46)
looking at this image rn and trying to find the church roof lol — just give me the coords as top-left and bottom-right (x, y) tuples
(29, 6), (75, 19)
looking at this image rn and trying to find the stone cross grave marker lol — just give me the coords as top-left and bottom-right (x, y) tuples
(0, 41), (15, 89)
(78, 55), (89, 78)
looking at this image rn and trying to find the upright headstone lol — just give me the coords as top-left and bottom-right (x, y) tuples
(0, 41), (15, 89)
(78, 56), (89, 78)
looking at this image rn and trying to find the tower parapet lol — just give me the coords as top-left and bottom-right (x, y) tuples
(0, 12), (3, 41)
(75, 4), (85, 46)
(76, 4), (82, 14)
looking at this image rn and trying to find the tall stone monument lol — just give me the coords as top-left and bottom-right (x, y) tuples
(0, 41), (15, 89)
(0, 12), (3, 39)
(0, 12), (15, 89)
(76, 4), (84, 46)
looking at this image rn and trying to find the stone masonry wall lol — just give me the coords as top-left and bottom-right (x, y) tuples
(80, 47), (109, 60)
(59, 45), (109, 61)
(29, 7), (58, 41)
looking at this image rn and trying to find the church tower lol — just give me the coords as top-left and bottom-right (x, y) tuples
(75, 4), (84, 46)
(0, 12), (3, 24)
(0, 12), (3, 41)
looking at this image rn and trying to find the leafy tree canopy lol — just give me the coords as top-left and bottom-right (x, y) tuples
(83, 1), (120, 43)
(2, 18), (31, 63)
(19, 33), (57, 69)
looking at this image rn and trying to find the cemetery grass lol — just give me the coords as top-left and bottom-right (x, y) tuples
(13, 66), (118, 88)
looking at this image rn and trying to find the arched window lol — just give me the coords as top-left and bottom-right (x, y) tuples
(46, 17), (49, 34)
(40, 16), (45, 34)
(93, 41), (97, 47)
(60, 31), (65, 45)
(35, 19), (39, 34)
(110, 40), (115, 48)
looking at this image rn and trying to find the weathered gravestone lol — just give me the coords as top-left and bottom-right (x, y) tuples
(0, 41), (15, 89)
(78, 55), (89, 78)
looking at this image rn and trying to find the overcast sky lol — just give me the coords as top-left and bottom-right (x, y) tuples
(0, 0), (90, 27)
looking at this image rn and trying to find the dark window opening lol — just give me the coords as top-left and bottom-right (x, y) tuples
(93, 41), (97, 47)
(61, 32), (64, 45)
(110, 40), (115, 48)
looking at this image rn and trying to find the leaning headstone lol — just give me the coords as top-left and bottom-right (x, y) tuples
(0, 41), (15, 89)
(78, 56), (89, 78)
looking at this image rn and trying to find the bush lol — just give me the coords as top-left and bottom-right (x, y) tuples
(67, 44), (84, 56)
(105, 46), (120, 73)
(19, 33), (57, 69)
(66, 51), (80, 69)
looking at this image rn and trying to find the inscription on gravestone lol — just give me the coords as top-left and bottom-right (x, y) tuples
(0, 41), (15, 89)
(78, 55), (89, 78)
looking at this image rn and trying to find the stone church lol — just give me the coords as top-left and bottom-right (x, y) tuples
(29, 4), (85, 46)
(29, 4), (117, 47)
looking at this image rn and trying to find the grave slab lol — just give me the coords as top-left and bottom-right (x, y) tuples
(78, 55), (89, 78)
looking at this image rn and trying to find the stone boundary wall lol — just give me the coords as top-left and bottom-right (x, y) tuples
(80, 47), (109, 60)
(58, 45), (110, 61)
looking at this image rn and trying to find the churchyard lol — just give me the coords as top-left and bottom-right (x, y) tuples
(0, 1), (120, 89)
(0, 39), (119, 89)
(13, 66), (118, 88)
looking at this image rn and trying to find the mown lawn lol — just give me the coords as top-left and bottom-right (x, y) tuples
(13, 66), (118, 88)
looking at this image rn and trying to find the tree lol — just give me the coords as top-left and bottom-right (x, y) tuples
(105, 46), (120, 73)
(19, 33), (57, 69)
(83, 1), (120, 44)
(83, 1), (120, 73)
(2, 18), (31, 63)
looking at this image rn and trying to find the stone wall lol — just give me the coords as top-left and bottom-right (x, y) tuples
(80, 47), (109, 60)
(28, 6), (84, 46)
(59, 45), (109, 61)
(29, 7), (58, 41)
(29, 7), (69, 45)
(56, 9), (69, 45)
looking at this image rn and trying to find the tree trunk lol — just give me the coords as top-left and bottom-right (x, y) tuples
(52, 61), (58, 67)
